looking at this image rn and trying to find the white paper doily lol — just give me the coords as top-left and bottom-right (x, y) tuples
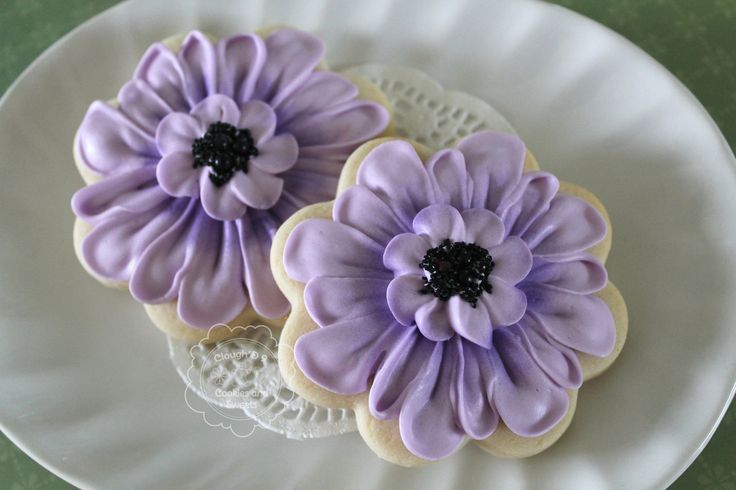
(167, 64), (517, 440)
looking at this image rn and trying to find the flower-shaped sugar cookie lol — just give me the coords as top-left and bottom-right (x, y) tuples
(273, 131), (627, 465)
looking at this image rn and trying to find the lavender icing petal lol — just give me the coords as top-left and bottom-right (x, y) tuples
(522, 195), (607, 258)
(451, 337), (498, 439)
(305, 276), (391, 327)
(448, 296), (492, 348)
(177, 219), (248, 328)
(456, 131), (525, 212)
(236, 212), (290, 318)
(492, 325), (569, 437)
(524, 285), (616, 357)
(72, 165), (169, 222)
(460, 208), (505, 250)
(284, 219), (389, 283)
(399, 342), (466, 460)
(499, 172), (559, 238)
(80, 199), (180, 282)
(117, 79), (175, 135)
(383, 232), (430, 276)
(519, 316), (582, 389)
(386, 274), (434, 326)
(129, 200), (199, 302)
(524, 254), (607, 294)
(425, 149), (472, 209)
(487, 237), (533, 285)
(199, 171), (249, 221)
(229, 167), (284, 210)
(254, 29), (325, 107)
(155, 151), (202, 198)
(415, 299), (454, 342)
(412, 204), (466, 246)
(249, 133), (298, 174)
(133, 43), (189, 112)
(295, 317), (405, 395)
(281, 170), (340, 208)
(237, 100), (276, 145)
(481, 278), (527, 327)
(177, 31), (218, 106)
(334, 186), (408, 247)
(356, 141), (435, 227)
(190, 94), (240, 127)
(76, 101), (158, 175)
(369, 327), (436, 419)
(216, 33), (266, 103)
(276, 71), (359, 126)
(155, 112), (203, 155)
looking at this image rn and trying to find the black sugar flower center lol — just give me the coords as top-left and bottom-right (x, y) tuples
(192, 122), (259, 186)
(419, 239), (495, 308)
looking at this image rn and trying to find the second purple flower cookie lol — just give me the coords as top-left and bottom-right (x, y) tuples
(71, 28), (391, 342)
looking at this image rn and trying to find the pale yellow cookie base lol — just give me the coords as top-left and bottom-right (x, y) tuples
(273, 136), (628, 466)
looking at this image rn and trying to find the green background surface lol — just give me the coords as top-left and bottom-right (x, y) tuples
(0, 0), (734, 488)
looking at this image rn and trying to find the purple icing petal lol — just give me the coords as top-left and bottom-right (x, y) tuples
(237, 100), (276, 145)
(460, 208), (505, 250)
(199, 171), (249, 221)
(155, 112), (203, 155)
(295, 317), (404, 395)
(72, 165), (169, 222)
(156, 151), (201, 198)
(448, 296), (493, 348)
(76, 101), (158, 175)
(524, 254), (607, 294)
(451, 337), (498, 439)
(229, 167), (284, 210)
(249, 133), (298, 174)
(284, 219), (388, 283)
(129, 200), (199, 302)
(255, 29), (324, 107)
(499, 172), (559, 237)
(236, 212), (290, 318)
(425, 149), (472, 209)
(492, 325), (569, 437)
(522, 195), (607, 258)
(415, 299), (454, 341)
(216, 33), (266, 103)
(334, 186), (408, 246)
(282, 169), (340, 207)
(276, 71), (359, 126)
(386, 274), (433, 326)
(487, 237), (533, 284)
(383, 232), (430, 276)
(481, 278), (527, 327)
(356, 141), (435, 227)
(80, 199), (181, 282)
(519, 316), (582, 389)
(178, 31), (217, 106)
(370, 327), (436, 419)
(177, 219), (248, 328)
(117, 79), (175, 135)
(133, 43), (189, 112)
(456, 131), (525, 212)
(190, 94), (240, 127)
(524, 285), (615, 357)
(305, 276), (391, 327)
(412, 204), (465, 246)
(399, 342), (466, 460)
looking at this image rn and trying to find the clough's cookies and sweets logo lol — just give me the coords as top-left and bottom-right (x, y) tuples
(182, 324), (293, 438)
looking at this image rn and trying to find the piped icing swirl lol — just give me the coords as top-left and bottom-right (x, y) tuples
(71, 29), (389, 327)
(283, 131), (615, 460)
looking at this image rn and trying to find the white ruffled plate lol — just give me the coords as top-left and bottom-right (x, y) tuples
(0, 0), (735, 488)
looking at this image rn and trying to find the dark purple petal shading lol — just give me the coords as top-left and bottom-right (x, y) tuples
(491, 325), (569, 437)
(524, 254), (607, 294)
(133, 43), (190, 112)
(334, 186), (408, 246)
(425, 149), (472, 209)
(499, 172), (559, 238)
(177, 31), (217, 106)
(305, 276), (390, 327)
(276, 71), (359, 126)
(216, 33), (266, 103)
(399, 342), (466, 460)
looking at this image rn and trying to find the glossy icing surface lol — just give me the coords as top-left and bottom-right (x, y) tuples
(71, 29), (389, 327)
(284, 131), (615, 460)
